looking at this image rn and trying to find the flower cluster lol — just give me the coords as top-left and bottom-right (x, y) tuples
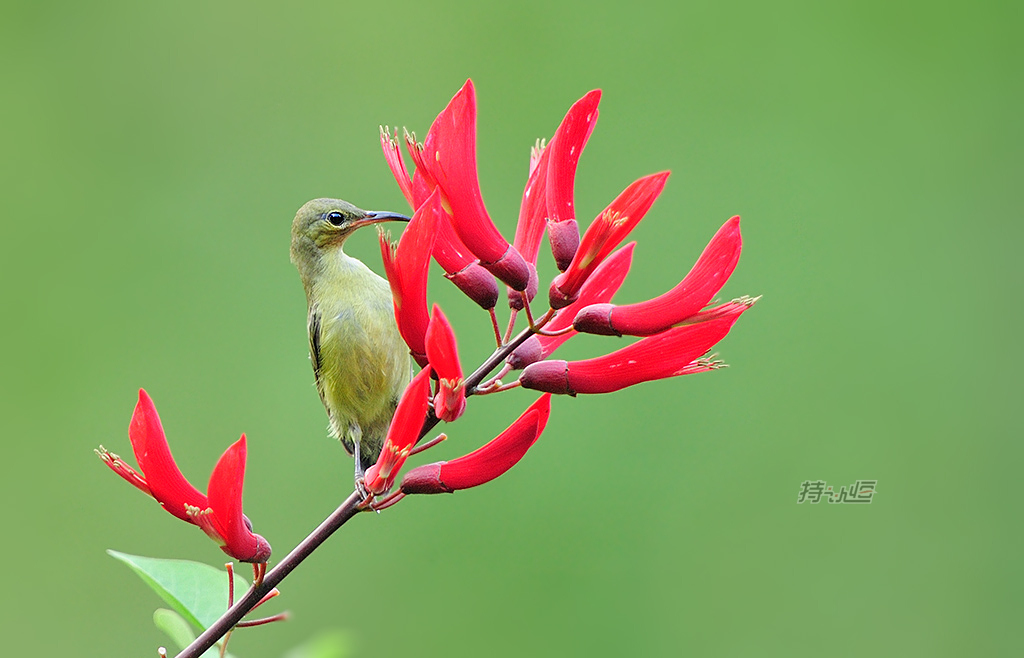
(370, 79), (756, 504)
(96, 79), (756, 564)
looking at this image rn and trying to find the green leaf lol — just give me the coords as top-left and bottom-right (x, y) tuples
(153, 608), (196, 650)
(284, 631), (355, 658)
(108, 549), (249, 631)
(153, 608), (237, 658)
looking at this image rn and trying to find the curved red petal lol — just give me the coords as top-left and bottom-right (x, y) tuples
(567, 316), (741, 394)
(425, 305), (462, 384)
(364, 367), (432, 495)
(436, 394), (552, 490)
(581, 217), (742, 336)
(546, 90), (601, 225)
(382, 190), (441, 359)
(380, 126), (416, 210)
(535, 242), (635, 358)
(130, 389), (208, 523)
(420, 80), (528, 290)
(207, 435), (269, 562)
(513, 138), (552, 267)
(556, 171), (670, 300)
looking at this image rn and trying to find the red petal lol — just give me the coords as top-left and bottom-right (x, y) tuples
(401, 395), (552, 494)
(420, 80), (529, 290)
(546, 90), (601, 225)
(553, 171), (669, 304)
(513, 139), (552, 267)
(439, 394), (550, 489)
(566, 317), (740, 394)
(381, 189), (441, 362)
(380, 126), (416, 210)
(575, 217), (742, 337)
(425, 306), (465, 423)
(512, 90), (600, 278)
(207, 435), (271, 563)
(521, 316), (746, 395)
(364, 367), (432, 495)
(432, 210), (500, 310)
(130, 389), (208, 522)
(432, 208), (475, 274)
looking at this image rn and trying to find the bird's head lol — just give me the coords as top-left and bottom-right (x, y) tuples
(290, 198), (409, 270)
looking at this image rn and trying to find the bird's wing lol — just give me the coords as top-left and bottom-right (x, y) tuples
(308, 305), (327, 404)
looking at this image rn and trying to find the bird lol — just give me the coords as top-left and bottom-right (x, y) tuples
(290, 198), (413, 481)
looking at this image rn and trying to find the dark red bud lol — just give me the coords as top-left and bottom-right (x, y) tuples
(480, 245), (531, 292)
(506, 335), (543, 370)
(548, 273), (579, 310)
(399, 463), (451, 495)
(571, 303), (620, 336)
(446, 263), (499, 310)
(548, 219), (580, 272)
(508, 264), (539, 310)
(519, 360), (573, 395)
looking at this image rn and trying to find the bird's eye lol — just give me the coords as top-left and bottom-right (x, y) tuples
(326, 211), (345, 226)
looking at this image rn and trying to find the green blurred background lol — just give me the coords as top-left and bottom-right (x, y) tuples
(2, 1), (1019, 656)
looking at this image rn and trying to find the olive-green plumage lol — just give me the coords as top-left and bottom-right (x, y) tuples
(290, 198), (412, 474)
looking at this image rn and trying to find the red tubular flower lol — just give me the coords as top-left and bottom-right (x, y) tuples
(507, 242), (636, 370)
(416, 79), (530, 291)
(363, 367), (432, 495)
(97, 389), (271, 563)
(399, 131), (499, 311)
(400, 394), (551, 494)
(549, 171), (670, 309)
(518, 315), (745, 395)
(508, 89), (602, 308)
(545, 89), (601, 271)
(572, 216), (743, 336)
(380, 188), (442, 366)
(425, 305), (465, 423)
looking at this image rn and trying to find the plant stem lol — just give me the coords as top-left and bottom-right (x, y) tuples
(175, 490), (364, 658)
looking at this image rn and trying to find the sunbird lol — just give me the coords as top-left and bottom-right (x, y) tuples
(290, 198), (413, 479)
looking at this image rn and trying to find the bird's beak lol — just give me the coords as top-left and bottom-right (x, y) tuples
(349, 210), (411, 230)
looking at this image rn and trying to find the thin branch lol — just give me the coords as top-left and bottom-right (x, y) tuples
(175, 490), (364, 658)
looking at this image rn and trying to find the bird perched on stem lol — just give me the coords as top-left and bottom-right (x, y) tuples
(290, 198), (413, 481)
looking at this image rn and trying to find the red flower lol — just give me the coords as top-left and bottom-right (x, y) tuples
(507, 242), (635, 369)
(425, 305), (465, 423)
(411, 79), (530, 291)
(549, 172), (670, 308)
(572, 216), (743, 336)
(363, 367), (432, 496)
(545, 89), (601, 271)
(380, 189), (442, 366)
(97, 389), (271, 563)
(400, 394), (551, 494)
(518, 315), (746, 395)
(381, 127), (498, 310)
(509, 89), (602, 307)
